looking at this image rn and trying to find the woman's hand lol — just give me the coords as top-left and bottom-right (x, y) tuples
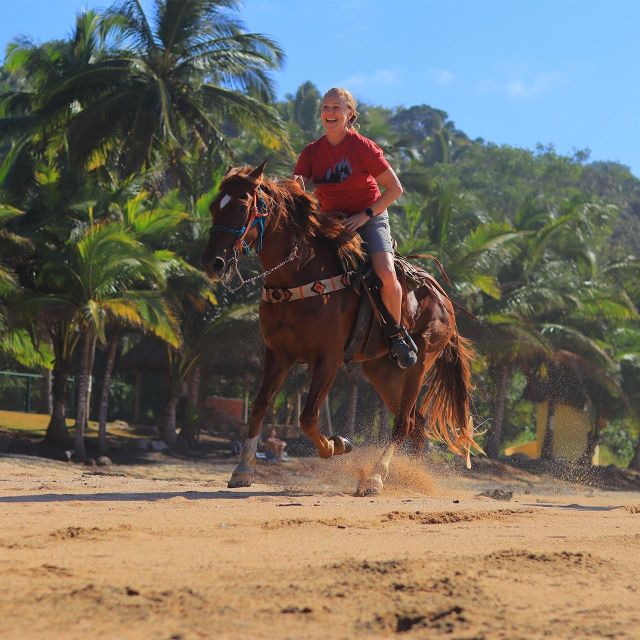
(344, 212), (370, 231)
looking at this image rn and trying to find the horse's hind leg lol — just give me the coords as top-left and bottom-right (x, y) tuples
(299, 356), (352, 459)
(410, 412), (427, 455)
(228, 348), (294, 488)
(359, 343), (440, 495)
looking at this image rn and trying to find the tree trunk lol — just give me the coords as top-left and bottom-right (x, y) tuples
(74, 331), (97, 459)
(540, 396), (556, 460)
(160, 395), (178, 446)
(178, 367), (202, 446)
(485, 363), (511, 459)
(579, 406), (603, 466)
(133, 371), (142, 422)
(344, 363), (361, 439)
(46, 361), (69, 444)
(345, 384), (358, 439)
(98, 332), (120, 452)
(188, 366), (201, 409)
(37, 369), (53, 414)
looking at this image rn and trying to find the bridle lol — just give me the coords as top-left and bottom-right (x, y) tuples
(209, 187), (270, 254)
(208, 182), (298, 291)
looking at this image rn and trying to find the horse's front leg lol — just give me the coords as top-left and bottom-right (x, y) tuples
(299, 356), (352, 459)
(228, 348), (294, 488)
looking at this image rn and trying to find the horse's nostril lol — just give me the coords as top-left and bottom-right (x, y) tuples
(213, 258), (225, 273)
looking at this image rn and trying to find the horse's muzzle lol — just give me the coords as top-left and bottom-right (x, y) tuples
(201, 256), (226, 281)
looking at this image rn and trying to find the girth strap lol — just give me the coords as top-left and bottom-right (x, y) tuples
(262, 272), (353, 303)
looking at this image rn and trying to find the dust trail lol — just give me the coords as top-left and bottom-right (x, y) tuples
(262, 446), (439, 496)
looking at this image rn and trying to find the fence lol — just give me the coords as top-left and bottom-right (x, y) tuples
(0, 371), (75, 414)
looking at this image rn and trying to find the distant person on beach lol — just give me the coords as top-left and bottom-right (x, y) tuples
(264, 427), (287, 461)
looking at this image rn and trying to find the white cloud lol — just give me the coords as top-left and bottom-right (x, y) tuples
(340, 68), (402, 88)
(505, 70), (567, 100)
(474, 69), (567, 100)
(431, 68), (456, 86)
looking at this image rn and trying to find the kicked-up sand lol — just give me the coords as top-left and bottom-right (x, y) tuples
(1, 448), (639, 639)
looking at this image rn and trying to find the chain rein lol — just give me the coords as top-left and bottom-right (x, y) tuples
(224, 245), (299, 292)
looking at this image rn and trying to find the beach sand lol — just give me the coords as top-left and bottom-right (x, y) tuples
(1, 449), (639, 639)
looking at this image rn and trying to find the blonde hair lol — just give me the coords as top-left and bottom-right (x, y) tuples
(322, 87), (360, 131)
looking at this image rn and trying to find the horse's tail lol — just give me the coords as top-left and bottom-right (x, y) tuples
(419, 333), (483, 467)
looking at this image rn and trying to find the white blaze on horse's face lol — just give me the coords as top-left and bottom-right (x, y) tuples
(220, 194), (231, 209)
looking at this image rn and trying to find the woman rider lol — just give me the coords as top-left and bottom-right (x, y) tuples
(293, 87), (417, 368)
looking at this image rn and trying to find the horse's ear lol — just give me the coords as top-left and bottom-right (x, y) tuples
(224, 165), (233, 176)
(249, 160), (267, 180)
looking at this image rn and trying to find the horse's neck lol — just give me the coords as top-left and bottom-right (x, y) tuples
(259, 228), (341, 288)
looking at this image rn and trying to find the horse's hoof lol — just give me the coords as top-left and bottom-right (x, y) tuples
(359, 474), (383, 496)
(227, 473), (253, 488)
(329, 435), (353, 455)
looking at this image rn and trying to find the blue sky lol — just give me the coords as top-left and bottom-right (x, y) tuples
(1, 0), (638, 177)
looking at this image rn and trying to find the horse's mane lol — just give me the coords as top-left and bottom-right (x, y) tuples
(221, 167), (363, 260)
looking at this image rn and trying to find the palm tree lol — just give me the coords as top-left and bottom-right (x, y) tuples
(93, 185), (191, 450)
(0, 202), (53, 369)
(22, 221), (180, 457)
(0, 11), (112, 192)
(46, 0), (286, 176)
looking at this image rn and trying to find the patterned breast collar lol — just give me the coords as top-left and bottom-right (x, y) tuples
(262, 273), (353, 303)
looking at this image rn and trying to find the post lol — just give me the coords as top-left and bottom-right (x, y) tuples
(26, 375), (32, 413)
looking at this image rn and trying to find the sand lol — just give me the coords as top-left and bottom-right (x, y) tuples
(1, 448), (639, 639)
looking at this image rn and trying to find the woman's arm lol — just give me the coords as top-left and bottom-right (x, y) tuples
(343, 167), (403, 231)
(370, 167), (403, 214)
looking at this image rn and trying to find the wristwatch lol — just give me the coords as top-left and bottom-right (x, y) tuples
(364, 207), (375, 218)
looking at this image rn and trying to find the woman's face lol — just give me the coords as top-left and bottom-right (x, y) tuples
(320, 94), (353, 134)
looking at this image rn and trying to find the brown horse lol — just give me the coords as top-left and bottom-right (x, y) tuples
(201, 163), (478, 494)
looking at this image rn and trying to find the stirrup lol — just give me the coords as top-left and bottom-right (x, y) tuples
(388, 328), (418, 369)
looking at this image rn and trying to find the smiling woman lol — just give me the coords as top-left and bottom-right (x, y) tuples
(293, 87), (415, 367)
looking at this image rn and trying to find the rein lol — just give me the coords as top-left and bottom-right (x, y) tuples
(223, 245), (299, 293)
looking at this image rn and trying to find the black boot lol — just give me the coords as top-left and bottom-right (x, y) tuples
(389, 328), (418, 369)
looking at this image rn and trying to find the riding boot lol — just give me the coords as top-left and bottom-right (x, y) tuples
(387, 326), (418, 369)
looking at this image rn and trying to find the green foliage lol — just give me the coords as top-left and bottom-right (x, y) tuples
(1, 0), (639, 457)
(600, 420), (635, 464)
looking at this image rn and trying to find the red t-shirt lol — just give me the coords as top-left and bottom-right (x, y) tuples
(294, 129), (391, 216)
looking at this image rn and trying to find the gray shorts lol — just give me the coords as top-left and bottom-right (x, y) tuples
(358, 212), (393, 254)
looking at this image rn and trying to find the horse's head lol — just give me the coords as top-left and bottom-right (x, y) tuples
(201, 161), (268, 281)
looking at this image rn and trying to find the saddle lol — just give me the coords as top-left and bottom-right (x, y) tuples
(342, 246), (453, 362)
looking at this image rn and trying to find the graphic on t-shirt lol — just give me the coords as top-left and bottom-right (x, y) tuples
(316, 158), (352, 184)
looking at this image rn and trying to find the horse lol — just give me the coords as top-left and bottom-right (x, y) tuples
(201, 162), (478, 495)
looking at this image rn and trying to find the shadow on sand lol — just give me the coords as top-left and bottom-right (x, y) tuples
(524, 502), (623, 512)
(0, 489), (313, 504)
